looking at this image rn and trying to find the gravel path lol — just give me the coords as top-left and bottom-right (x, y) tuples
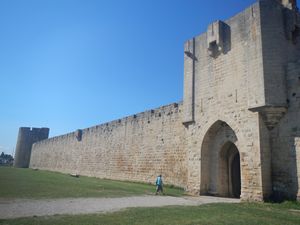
(0, 196), (240, 219)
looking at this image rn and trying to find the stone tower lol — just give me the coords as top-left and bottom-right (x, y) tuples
(14, 127), (49, 168)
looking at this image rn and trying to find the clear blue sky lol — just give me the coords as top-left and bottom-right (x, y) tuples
(0, 0), (261, 155)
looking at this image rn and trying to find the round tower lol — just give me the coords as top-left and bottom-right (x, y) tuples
(14, 127), (49, 168)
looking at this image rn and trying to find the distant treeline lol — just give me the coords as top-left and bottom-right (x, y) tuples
(0, 152), (13, 165)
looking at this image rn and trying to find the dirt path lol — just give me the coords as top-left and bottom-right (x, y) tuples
(0, 196), (240, 219)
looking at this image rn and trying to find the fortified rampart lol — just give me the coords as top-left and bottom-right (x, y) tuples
(30, 103), (187, 187)
(15, 0), (300, 201)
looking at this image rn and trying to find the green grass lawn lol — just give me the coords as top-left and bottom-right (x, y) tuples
(1, 202), (300, 225)
(0, 167), (184, 199)
(1, 167), (300, 225)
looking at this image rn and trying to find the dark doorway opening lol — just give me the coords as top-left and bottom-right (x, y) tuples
(231, 153), (241, 198)
(218, 142), (241, 198)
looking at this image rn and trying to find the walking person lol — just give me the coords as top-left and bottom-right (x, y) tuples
(155, 175), (164, 195)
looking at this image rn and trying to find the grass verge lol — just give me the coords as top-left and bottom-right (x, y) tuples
(0, 167), (184, 199)
(1, 202), (300, 225)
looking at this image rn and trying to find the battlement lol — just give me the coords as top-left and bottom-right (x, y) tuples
(34, 102), (182, 145)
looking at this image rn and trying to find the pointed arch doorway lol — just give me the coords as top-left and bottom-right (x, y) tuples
(200, 120), (241, 198)
(219, 142), (241, 198)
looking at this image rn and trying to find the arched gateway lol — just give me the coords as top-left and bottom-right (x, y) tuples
(200, 120), (241, 198)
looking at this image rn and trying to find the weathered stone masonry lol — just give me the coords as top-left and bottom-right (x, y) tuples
(30, 103), (187, 187)
(15, 0), (300, 201)
(14, 127), (49, 168)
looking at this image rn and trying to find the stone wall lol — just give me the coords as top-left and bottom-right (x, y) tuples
(181, 0), (300, 201)
(183, 1), (269, 201)
(271, 59), (300, 200)
(30, 103), (187, 187)
(258, 0), (300, 200)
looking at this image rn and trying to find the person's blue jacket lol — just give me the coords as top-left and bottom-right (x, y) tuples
(156, 176), (162, 186)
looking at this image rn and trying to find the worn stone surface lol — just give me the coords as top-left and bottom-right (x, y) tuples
(30, 104), (187, 187)
(15, 0), (300, 201)
(14, 127), (49, 168)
